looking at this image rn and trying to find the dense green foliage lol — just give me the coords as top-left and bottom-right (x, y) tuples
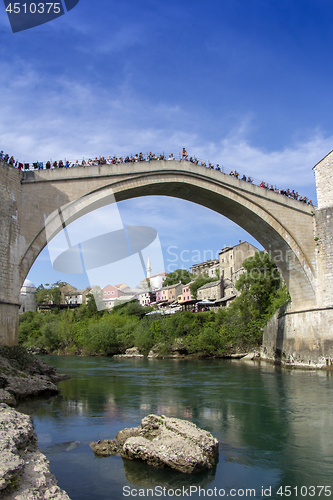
(162, 269), (193, 287)
(35, 281), (67, 305)
(20, 252), (289, 357)
(235, 251), (284, 319)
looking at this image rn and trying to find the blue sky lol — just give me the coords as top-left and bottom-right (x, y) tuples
(1, 0), (333, 289)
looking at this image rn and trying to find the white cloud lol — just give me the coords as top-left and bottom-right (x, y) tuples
(0, 58), (326, 203)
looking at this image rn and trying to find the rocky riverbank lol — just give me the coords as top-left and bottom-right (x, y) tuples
(0, 403), (70, 499)
(114, 345), (260, 360)
(0, 346), (68, 406)
(0, 347), (71, 499)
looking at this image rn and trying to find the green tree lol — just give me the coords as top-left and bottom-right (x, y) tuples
(35, 284), (49, 305)
(235, 251), (282, 320)
(35, 281), (66, 305)
(84, 286), (106, 317)
(163, 269), (193, 287)
(113, 300), (146, 318)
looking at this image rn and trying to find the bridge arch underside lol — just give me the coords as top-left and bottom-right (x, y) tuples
(23, 174), (315, 310)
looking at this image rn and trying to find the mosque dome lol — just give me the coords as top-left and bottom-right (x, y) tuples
(23, 279), (36, 288)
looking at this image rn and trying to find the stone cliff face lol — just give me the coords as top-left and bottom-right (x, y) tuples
(0, 403), (70, 499)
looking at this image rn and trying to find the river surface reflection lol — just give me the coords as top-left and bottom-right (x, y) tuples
(17, 356), (333, 500)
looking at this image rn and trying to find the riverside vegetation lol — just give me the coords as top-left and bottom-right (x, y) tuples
(19, 252), (289, 357)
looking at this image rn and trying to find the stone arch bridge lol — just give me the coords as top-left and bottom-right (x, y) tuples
(1, 157), (333, 365)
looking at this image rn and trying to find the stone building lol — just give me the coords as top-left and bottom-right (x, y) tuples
(178, 282), (193, 303)
(191, 260), (219, 278)
(64, 287), (92, 305)
(138, 290), (157, 307)
(219, 241), (259, 282)
(59, 283), (77, 304)
(158, 283), (183, 304)
(140, 272), (168, 290)
(197, 280), (223, 301)
(19, 279), (37, 313)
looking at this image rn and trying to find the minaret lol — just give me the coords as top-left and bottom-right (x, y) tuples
(146, 257), (152, 279)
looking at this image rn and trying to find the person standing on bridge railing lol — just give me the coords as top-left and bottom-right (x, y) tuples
(182, 147), (188, 160)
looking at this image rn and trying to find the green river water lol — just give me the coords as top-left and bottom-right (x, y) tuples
(16, 356), (333, 500)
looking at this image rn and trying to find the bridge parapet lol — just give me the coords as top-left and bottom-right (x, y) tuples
(21, 159), (314, 211)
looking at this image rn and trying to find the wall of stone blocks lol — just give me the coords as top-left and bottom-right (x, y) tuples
(0, 161), (22, 345)
(314, 150), (333, 209)
(314, 207), (333, 307)
(262, 305), (333, 367)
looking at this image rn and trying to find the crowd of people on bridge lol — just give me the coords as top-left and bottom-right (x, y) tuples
(0, 147), (314, 206)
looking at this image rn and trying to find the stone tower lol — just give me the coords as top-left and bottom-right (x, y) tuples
(313, 150), (333, 307)
(146, 257), (152, 279)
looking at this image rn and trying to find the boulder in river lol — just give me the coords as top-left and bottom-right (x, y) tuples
(91, 414), (219, 474)
(90, 439), (120, 456)
(114, 347), (144, 358)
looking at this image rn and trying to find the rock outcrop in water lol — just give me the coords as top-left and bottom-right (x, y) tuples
(0, 403), (71, 499)
(91, 414), (219, 474)
(0, 346), (68, 406)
